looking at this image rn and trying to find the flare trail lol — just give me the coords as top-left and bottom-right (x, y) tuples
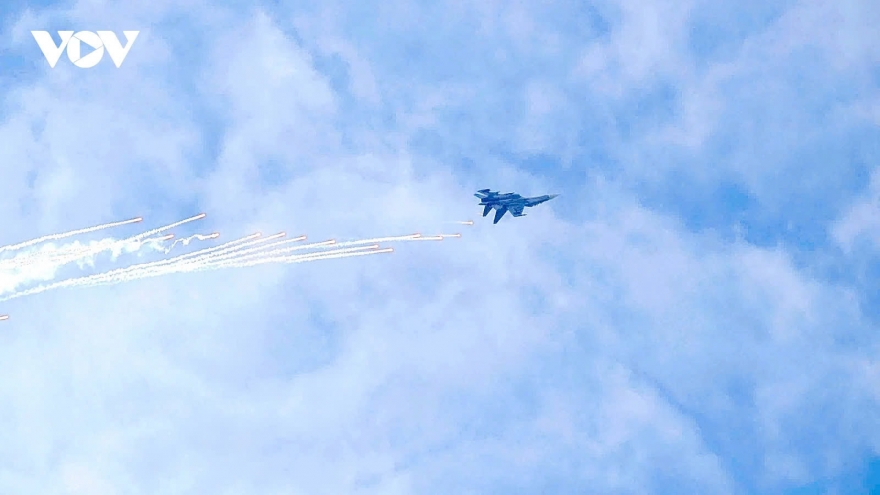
(0, 214), (460, 315)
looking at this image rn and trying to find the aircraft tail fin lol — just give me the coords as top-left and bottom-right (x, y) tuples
(482, 205), (492, 217)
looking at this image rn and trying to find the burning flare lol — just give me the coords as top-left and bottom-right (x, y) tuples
(0, 214), (459, 317)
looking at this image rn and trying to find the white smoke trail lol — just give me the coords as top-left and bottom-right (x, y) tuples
(183, 232), (288, 262)
(211, 244), (381, 269)
(90, 238), (370, 286)
(288, 247), (394, 263)
(2, 233), (175, 271)
(130, 213), (206, 242)
(0, 214), (214, 302)
(177, 233), (310, 267)
(184, 239), (336, 269)
(0, 233), (211, 296)
(166, 232), (270, 264)
(92, 232), (445, 281)
(0, 314), (8, 321)
(82, 236), (333, 286)
(164, 234), (422, 274)
(205, 237), (335, 262)
(180, 233), (435, 271)
(191, 246), (393, 272)
(1, 214), (213, 274)
(0, 217), (143, 254)
(18, 232), (268, 291)
(98, 233), (288, 283)
(334, 234), (421, 246)
(174, 232), (445, 273)
(163, 233), (220, 253)
(0, 212), (460, 315)
(0, 244), (391, 302)
(0, 231), (447, 302)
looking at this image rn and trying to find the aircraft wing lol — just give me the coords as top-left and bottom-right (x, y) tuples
(474, 189), (495, 198)
(509, 203), (525, 216)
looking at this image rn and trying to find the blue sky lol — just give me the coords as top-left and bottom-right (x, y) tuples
(0, 0), (878, 493)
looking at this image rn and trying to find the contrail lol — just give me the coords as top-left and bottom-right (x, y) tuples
(0, 315), (8, 321)
(446, 220), (473, 225)
(0, 217), (143, 254)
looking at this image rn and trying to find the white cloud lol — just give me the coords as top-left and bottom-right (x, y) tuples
(0, 0), (877, 494)
(834, 169), (880, 252)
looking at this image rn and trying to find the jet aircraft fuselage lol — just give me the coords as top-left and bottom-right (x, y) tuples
(474, 189), (558, 223)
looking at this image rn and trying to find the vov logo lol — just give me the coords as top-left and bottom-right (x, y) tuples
(31, 30), (139, 68)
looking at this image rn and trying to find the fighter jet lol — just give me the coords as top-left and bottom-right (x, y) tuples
(474, 189), (559, 223)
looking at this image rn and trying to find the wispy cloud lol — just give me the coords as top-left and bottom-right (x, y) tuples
(0, 0), (877, 493)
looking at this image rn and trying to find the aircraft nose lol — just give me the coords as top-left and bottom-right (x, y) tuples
(548, 194), (559, 199)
